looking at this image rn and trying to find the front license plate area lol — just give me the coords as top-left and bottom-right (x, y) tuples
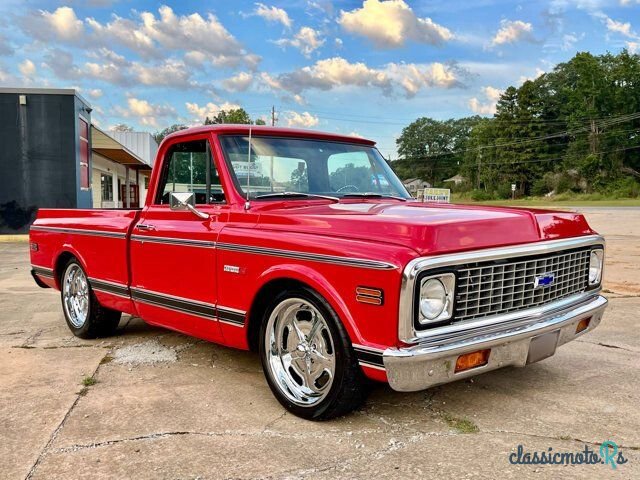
(527, 330), (560, 364)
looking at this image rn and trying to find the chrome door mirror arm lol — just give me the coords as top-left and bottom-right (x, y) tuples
(169, 192), (210, 220)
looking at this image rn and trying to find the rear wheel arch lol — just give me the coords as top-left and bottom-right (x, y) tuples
(54, 251), (80, 288)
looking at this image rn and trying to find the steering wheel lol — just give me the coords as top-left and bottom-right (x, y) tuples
(336, 184), (360, 193)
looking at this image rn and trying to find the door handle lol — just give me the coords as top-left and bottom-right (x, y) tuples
(136, 224), (156, 231)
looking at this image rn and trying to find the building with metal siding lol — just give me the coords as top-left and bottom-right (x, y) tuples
(0, 88), (92, 232)
(0, 88), (156, 232)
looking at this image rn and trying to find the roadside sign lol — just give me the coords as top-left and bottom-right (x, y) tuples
(423, 188), (451, 203)
(511, 184), (516, 191)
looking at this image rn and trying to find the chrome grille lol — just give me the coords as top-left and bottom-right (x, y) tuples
(454, 248), (591, 321)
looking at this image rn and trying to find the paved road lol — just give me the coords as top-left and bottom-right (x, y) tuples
(1, 208), (639, 479)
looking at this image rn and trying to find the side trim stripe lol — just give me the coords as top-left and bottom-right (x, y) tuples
(130, 235), (216, 248)
(30, 229), (395, 271)
(89, 278), (130, 299)
(30, 225), (127, 238)
(129, 287), (246, 325)
(32, 265), (54, 278)
(358, 361), (386, 371)
(353, 345), (385, 368)
(217, 307), (246, 326)
(217, 242), (397, 270)
(131, 288), (217, 319)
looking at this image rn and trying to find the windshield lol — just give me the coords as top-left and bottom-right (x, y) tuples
(219, 135), (410, 200)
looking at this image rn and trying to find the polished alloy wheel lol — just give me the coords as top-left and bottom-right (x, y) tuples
(265, 298), (336, 406)
(62, 263), (89, 328)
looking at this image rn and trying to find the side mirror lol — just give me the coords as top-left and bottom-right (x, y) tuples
(169, 192), (209, 219)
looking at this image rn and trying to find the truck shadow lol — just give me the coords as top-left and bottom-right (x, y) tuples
(111, 314), (565, 423)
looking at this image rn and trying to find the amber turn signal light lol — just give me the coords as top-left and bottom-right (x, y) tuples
(576, 317), (591, 334)
(356, 286), (383, 306)
(455, 349), (491, 373)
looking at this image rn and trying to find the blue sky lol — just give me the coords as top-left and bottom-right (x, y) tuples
(0, 0), (638, 157)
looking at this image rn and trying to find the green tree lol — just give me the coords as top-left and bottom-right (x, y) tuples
(153, 124), (188, 144)
(204, 108), (253, 125)
(395, 117), (481, 185)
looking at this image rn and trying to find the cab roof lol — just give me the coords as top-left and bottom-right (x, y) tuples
(163, 124), (376, 147)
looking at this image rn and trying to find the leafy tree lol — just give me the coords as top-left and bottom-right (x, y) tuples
(111, 123), (133, 132)
(153, 124), (188, 144)
(395, 116), (482, 185)
(410, 49), (640, 198)
(204, 108), (252, 125)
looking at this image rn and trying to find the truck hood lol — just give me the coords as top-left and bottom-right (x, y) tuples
(254, 201), (595, 256)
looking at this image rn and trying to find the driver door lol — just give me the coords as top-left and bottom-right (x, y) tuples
(129, 134), (227, 342)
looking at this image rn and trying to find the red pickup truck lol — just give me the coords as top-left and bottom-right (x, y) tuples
(30, 125), (607, 419)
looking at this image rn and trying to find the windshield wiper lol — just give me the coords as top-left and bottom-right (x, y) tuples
(342, 193), (408, 202)
(255, 192), (340, 203)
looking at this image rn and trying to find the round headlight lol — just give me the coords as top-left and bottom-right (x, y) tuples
(419, 278), (447, 321)
(589, 250), (603, 284)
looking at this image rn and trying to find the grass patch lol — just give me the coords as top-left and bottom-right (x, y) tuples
(81, 376), (97, 387)
(441, 412), (479, 434)
(452, 193), (640, 208)
(99, 355), (114, 365)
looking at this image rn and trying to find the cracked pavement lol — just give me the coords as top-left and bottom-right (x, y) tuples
(1, 207), (639, 479)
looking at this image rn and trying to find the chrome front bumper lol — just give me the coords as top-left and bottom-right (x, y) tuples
(384, 294), (607, 392)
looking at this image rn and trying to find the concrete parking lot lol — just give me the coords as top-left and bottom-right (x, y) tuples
(1, 207), (639, 479)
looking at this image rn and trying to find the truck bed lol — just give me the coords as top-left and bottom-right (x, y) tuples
(29, 208), (141, 315)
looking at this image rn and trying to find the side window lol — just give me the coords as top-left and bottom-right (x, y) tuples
(327, 152), (375, 193)
(156, 140), (225, 205)
(79, 117), (90, 189)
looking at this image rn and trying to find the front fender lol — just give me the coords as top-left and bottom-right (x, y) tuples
(254, 263), (364, 344)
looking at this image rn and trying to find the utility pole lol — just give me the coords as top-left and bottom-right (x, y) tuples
(271, 106), (277, 126)
(476, 150), (482, 190)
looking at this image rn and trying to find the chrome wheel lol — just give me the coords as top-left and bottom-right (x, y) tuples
(265, 298), (336, 406)
(62, 263), (89, 328)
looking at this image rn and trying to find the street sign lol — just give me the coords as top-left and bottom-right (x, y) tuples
(423, 188), (451, 203)
(511, 184), (516, 191)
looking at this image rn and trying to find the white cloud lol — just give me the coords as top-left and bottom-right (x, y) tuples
(562, 33), (579, 51)
(222, 71), (254, 92)
(185, 101), (242, 122)
(468, 86), (502, 115)
(491, 19), (535, 46)
(21, 6), (84, 42)
(605, 17), (635, 37)
(22, 6), (257, 69)
(275, 27), (325, 57)
(137, 6), (244, 60)
(518, 67), (545, 84)
(19, 59), (36, 77)
(596, 14), (640, 51)
(86, 15), (156, 57)
(131, 59), (194, 88)
(88, 89), (103, 99)
(263, 57), (459, 99)
(285, 111), (319, 128)
(116, 97), (176, 127)
(385, 62), (458, 97)
(338, 0), (453, 48)
(254, 3), (292, 28)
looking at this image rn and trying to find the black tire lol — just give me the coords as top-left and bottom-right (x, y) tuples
(59, 258), (121, 339)
(259, 286), (367, 420)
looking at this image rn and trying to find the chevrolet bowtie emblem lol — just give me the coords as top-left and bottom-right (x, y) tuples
(534, 273), (555, 289)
